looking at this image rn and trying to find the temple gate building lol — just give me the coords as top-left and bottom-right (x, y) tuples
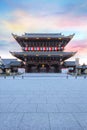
(10, 33), (76, 72)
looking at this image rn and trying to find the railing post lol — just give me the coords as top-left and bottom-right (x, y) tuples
(75, 75), (77, 79)
(66, 75), (68, 79)
(22, 75), (24, 79)
(84, 75), (86, 79)
(13, 75), (15, 79)
(4, 75), (6, 79)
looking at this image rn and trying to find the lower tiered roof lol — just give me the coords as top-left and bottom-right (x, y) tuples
(10, 51), (76, 61)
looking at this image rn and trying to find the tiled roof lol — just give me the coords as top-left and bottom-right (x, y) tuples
(12, 33), (75, 39)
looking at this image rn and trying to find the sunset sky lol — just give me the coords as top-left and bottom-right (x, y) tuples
(0, 0), (87, 64)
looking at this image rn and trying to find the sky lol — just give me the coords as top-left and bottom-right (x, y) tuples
(0, 0), (87, 64)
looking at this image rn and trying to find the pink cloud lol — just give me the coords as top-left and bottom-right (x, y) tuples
(54, 15), (87, 30)
(1, 9), (87, 33)
(65, 39), (87, 55)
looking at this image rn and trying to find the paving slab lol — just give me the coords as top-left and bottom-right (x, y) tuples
(73, 113), (87, 130)
(14, 103), (37, 112)
(0, 113), (23, 130)
(49, 113), (82, 130)
(57, 103), (81, 113)
(37, 103), (59, 112)
(0, 103), (17, 112)
(19, 113), (50, 130)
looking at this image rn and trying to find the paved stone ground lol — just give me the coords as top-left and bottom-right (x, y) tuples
(0, 74), (87, 130)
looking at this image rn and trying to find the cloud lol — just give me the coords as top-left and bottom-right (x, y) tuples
(1, 9), (87, 33)
(65, 39), (87, 55)
(1, 10), (55, 33)
(65, 38), (87, 64)
(1, 0), (87, 21)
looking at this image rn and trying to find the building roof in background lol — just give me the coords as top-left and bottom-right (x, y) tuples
(64, 61), (76, 67)
(1, 59), (22, 68)
(77, 65), (87, 69)
(2, 59), (18, 65)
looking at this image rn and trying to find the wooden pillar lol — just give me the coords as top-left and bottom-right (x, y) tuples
(54, 64), (61, 73)
(46, 65), (50, 72)
(37, 65), (40, 72)
(25, 65), (32, 73)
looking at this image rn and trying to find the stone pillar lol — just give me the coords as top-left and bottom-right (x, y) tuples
(75, 58), (80, 75)
(75, 58), (79, 66)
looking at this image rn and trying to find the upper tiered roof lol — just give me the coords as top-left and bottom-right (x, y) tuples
(12, 33), (74, 39)
(23, 33), (74, 38)
(12, 33), (75, 48)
